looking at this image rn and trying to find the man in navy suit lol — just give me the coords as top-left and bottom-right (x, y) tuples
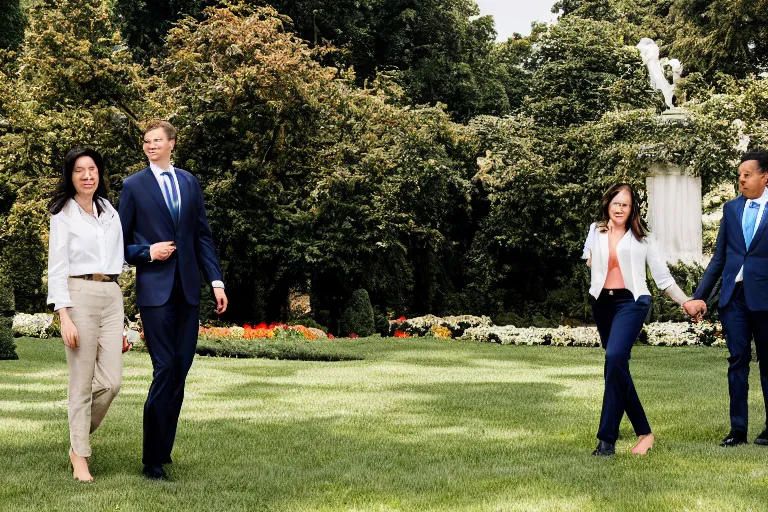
(119, 120), (228, 479)
(685, 151), (768, 447)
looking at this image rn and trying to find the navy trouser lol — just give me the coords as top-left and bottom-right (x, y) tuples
(139, 276), (199, 468)
(719, 283), (768, 433)
(592, 289), (652, 444)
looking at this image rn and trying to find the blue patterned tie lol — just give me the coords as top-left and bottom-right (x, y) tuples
(743, 200), (760, 248)
(161, 171), (180, 228)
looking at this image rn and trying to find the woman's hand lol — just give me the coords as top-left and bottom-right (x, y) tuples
(59, 309), (79, 348)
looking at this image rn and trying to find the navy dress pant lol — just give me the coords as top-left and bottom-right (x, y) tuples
(719, 283), (768, 433)
(139, 275), (200, 468)
(592, 289), (652, 444)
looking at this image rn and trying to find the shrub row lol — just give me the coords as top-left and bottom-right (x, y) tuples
(460, 321), (725, 348)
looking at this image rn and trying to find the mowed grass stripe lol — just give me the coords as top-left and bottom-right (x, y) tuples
(0, 337), (766, 511)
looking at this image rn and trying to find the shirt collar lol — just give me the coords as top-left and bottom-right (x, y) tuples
(149, 162), (175, 179)
(745, 188), (768, 207)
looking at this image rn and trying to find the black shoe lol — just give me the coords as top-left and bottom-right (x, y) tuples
(142, 465), (168, 480)
(720, 430), (748, 447)
(592, 440), (615, 456)
(755, 428), (768, 446)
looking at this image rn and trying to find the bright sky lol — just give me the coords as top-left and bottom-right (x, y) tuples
(475, 0), (559, 40)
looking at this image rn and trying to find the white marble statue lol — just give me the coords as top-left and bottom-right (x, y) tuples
(636, 38), (681, 109)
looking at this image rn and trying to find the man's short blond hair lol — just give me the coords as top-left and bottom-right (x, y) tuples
(143, 119), (177, 140)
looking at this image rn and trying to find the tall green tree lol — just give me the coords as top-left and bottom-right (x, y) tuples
(670, 0), (768, 77)
(263, 0), (515, 120)
(112, 0), (216, 65)
(0, 0), (159, 311)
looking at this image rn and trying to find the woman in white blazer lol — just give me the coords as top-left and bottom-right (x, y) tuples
(583, 183), (693, 456)
(47, 148), (125, 481)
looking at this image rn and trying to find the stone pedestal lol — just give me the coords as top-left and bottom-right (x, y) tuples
(645, 163), (704, 265)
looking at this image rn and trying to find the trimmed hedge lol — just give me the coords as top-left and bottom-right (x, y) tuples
(340, 289), (375, 337)
(195, 337), (362, 361)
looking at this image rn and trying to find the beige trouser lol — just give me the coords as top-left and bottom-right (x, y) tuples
(65, 277), (124, 457)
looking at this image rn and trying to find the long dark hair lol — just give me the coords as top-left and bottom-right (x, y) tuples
(48, 147), (110, 216)
(597, 183), (648, 241)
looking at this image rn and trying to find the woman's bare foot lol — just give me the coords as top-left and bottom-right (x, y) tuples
(631, 433), (654, 455)
(69, 448), (93, 482)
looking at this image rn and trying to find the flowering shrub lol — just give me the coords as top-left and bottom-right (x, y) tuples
(460, 325), (601, 347)
(393, 330), (410, 338)
(644, 321), (724, 347)
(199, 322), (322, 341)
(461, 321), (725, 348)
(389, 314), (492, 338)
(12, 313), (59, 338)
(432, 325), (452, 339)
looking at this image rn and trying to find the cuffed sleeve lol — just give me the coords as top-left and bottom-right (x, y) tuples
(582, 222), (596, 260)
(663, 282), (690, 306)
(646, 236), (676, 291)
(47, 214), (72, 311)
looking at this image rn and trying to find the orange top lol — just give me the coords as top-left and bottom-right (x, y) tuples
(604, 239), (625, 289)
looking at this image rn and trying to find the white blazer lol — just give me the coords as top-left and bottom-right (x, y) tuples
(582, 222), (675, 301)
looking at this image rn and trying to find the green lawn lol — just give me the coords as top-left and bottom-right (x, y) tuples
(1, 337), (767, 511)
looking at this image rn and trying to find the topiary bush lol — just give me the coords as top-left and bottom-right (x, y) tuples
(0, 271), (18, 360)
(339, 289), (375, 337)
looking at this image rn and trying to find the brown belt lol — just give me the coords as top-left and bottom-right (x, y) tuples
(71, 274), (119, 283)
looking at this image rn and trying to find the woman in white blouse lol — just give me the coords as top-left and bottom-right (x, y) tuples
(583, 183), (694, 456)
(47, 148), (124, 482)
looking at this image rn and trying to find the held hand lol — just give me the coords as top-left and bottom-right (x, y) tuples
(59, 310), (79, 349)
(150, 241), (176, 261)
(682, 300), (707, 322)
(213, 287), (228, 315)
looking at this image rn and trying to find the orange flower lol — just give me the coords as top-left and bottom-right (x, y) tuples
(394, 330), (410, 338)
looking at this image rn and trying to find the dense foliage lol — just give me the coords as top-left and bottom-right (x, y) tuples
(1, 0), (766, 331)
(0, 270), (17, 360)
(0, 0), (25, 51)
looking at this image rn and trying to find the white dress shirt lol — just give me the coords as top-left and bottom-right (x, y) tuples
(47, 198), (124, 311)
(149, 162), (182, 215)
(736, 188), (768, 282)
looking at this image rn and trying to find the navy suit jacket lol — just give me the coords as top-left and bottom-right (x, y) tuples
(694, 195), (768, 310)
(118, 167), (223, 307)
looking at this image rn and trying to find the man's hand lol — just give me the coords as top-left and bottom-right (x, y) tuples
(59, 309), (79, 349)
(150, 241), (176, 261)
(213, 287), (228, 315)
(683, 299), (707, 321)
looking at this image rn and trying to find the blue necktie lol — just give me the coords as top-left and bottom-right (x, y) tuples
(161, 171), (180, 228)
(743, 200), (760, 248)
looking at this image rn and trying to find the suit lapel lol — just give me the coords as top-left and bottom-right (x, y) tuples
(176, 169), (193, 232)
(139, 168), (175, 232)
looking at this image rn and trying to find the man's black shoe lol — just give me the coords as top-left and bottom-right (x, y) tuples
(720, 430), (748, 447)
(142, 465), (168, 480)
(592, 440), (615, 456)
(754, 428), (768, 446)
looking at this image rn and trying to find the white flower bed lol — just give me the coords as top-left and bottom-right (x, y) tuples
(12, 313), (56, 338)
(460, 326), (601, 347)
(390, 314), (492, 337)
(461, 321), (724, 347)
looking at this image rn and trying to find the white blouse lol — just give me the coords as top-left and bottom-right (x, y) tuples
(47, 198), (124, 311)
(582, 222), (676, 301)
